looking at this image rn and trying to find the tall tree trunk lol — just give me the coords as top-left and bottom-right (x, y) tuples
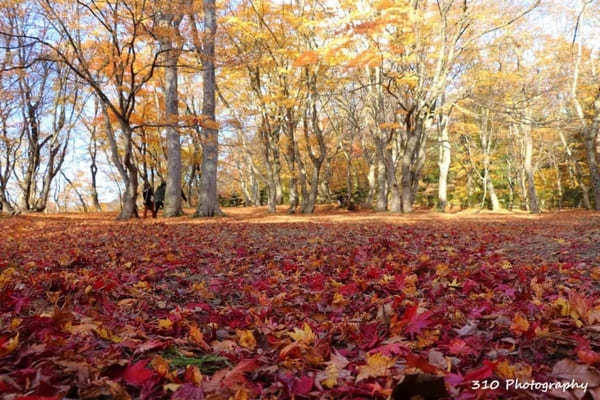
(0, 189), (14, 214)
(90, 153), (101, 211)
(367, 162), (376, 206)
(375, 140), (387, 211)
(400, 131), (419, 213)
(583, 123), (600, 210)
(303, 163), (321, 214)
(163, 51), (183, 216)
(522, 124), (540, 213)
(558, 130), (590, 209)
(385, 146), (401, 212)
(155, 3), (185, 217)
(438, 114), (451, 211)
(487, 179), (500, 211)
(118, 122), (139, 220)
(285, 114), (298, 213)
(195, 0), (222, 217)
(297, 148), (309, 211)
(319, 158), (332, 203)
(274, 151), (283, 205)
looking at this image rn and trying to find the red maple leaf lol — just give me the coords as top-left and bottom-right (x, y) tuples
(401, 305), (433, 335)
(122, 359), (154, 386)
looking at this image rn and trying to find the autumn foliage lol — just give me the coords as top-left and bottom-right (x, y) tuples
(1, 210), (600, 399)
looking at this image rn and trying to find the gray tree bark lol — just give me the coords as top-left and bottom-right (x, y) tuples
(438, 114), (451, 211)
(155, 5), (185, 217)
(521, 123), (540, 213)
(195, 0), (223, 217)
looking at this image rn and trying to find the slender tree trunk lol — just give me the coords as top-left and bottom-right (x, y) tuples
(195, 0), (222, 217)
(274, 151), (283, 205)
(164, 52), (183, 217)
(118, 123), (139, 220)
(319, 158), (332, 202)
(385, 147), (401, 212)
(286, 116), (298, 213)
(0, 189), (14, 214)
(90, 159), (101, 211)
(345, 153), (352, 206)
(583, 124), (600, 210)
(297, 149), (309, 211)
(438, 115), (451, 211)
(522, 124), (540, 213)
(558, 130), (591, 209)
(487, 179), (500, 211)
(367, 162), (376, 206)
(375, 140), (387, 211)
(303, 162), (322, 214)
(400, 133), (419, 213)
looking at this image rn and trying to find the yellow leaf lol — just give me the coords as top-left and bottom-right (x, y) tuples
(233, 389), (249, 400)
(289, 323), (316, 345)
(495, 360), (515, 379)
(151, 355), (173, 379)
(164, 383), (181, 392)
(356, 353), (395, 382)
(189, 325), (210, 350)
(186, 365), (203, 385)
(448, 278), (461, 288)
(236, 330), (256, 350)
(554, 297), (570, 317)
(510, 313), (530, 335)
(158, 319), (173, 330)
(0, 267), (16, 289)
(321, 351), (349, 388)
(10, 318), (22, 330)
(332, 292), (347, 307)
(0, 333), (19, 356)
(133, 280), (149, 289)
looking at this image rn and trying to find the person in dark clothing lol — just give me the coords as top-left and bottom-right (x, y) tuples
(142, 183), (154, 218)
(153, 182), (166, 217)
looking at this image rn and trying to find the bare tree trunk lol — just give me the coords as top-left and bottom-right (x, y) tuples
(386, 148), (401, 212)
(303, 165), (321, 214)
(400, 131), (419, 213)
(367, 162), (376, 206)
(319, 158), (332, 202)
(583, 121), (600, 210)
(297, 149), (309, 211)
(285, 113), (299, 213)
(522, 124), (540, 213)
(195, 0), (222, 217)
(274, 150), (283, 205)
(558, 130), (590, 209)
(163, 51), (183, 216)
(375, 140), (387, 211)
(0, 190), (14, 214)
(118, 122), (139, 220)
(487, 179), (500, 211)
(438, 114), (451, 211)
(155, 4), (185, 217)
(301, 104), (325, 214)
(571, 16), (600, 210)
(90, 147), (101, 211)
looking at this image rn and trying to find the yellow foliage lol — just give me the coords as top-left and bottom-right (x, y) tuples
(289, 323), (316, 345)
(356, 353), (395, 382)
(236, 329), (257, 350)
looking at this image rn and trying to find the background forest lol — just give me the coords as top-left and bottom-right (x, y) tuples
(0, 0), (599, 219)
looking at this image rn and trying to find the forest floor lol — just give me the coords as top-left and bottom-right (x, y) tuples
(1, 208), (599, 399)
